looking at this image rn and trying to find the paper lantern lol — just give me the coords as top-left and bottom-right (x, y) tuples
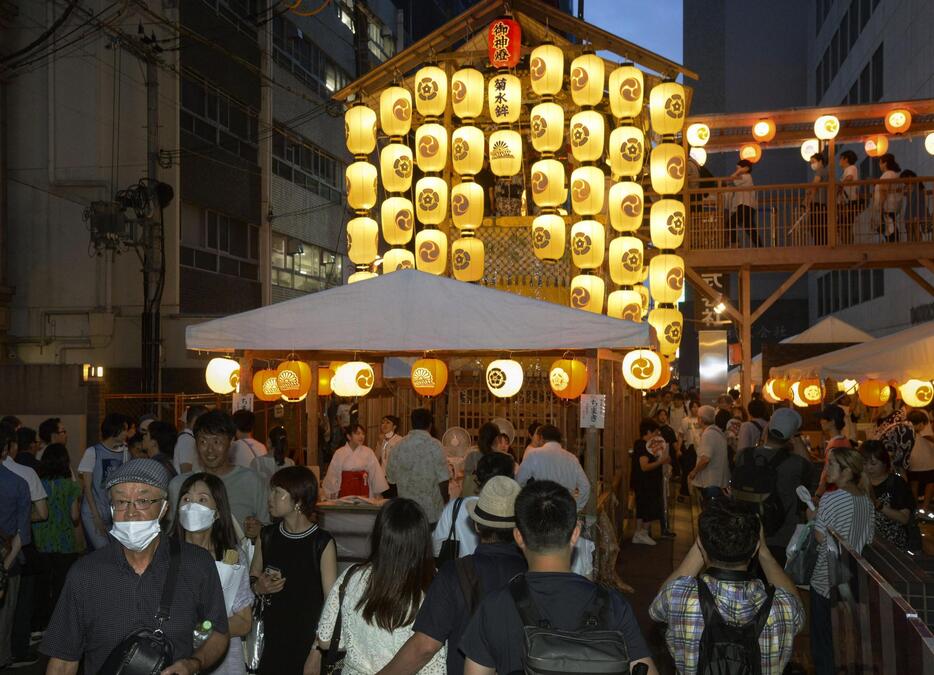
(796, 379), (825, 406)
(344, 104), (377, 156)
(608, 181), (643, 232)
(571, 220), (605, 270)
(414, 65), (447, 118)
(686, 123), (710, 147)
(486, 359), (523, 398)
(530, 44), (564, 96)
(607, 289), (643, 322)
(451, 68), (484, 120)
(530, 159), (566, 208)
(752, 119), (776, 143)
(253, 369), (281, 402)
(380, 143), (413, 193)
(649, 81), (686, 136)
(488, 73), (521, 124)
(649, 254), (685, 305)
(650, 358), (672, 390)
(608, 126), (644, 179)
(317, 367), (333, 397)
(637, 285), (650, 316)
(864, 135), (889, 158)
(346, 216), (378, 265)
(531, 213), (566, 262)
(689, 147), (707, 166)
(788, 382), (808, 408)
(800, 139), (820, 162)
(926, 133), (934, 155)
(609, 64), (643, 120)
(570, 274), (605, 313)
(769, 378), (792, 401)
(569, 110), (605, 163)
(650, 199), (686, 249)
(380, 86), (412, 137)
(411, 358), (448, 397)
(451, 181), (484, 230)
(859, 379), (892, 407)
(900, 380), (934, 408)
(649, 306), (683, 357)
(383, 248), (415, 273)
(650, 143), (686, 195)
(762, 379), (781, 404)
(451, 236), (484, 282)
(570, 165), (605, 215)
(549, 359), (589, 399)
(487, 18), (521, 68)
(530, 102), (564, 154)
(884, 109), (911, 135)
(415, 228), (447, 275)
(348, 270), (378, 283)
(415, 176), (448, 225)
(332, 361), (375, 397)
(205, 357), (240, 395)
(814, 115), (839, 140)
(570, 52), (604, 107)
(452, 125), (484, 176)
(380, 197), (414, 246)
(415, 123), (448, 173)
(623, 349), (663, 390)
(346, 161), (377, 211)
(489, 129), (522, 177)
(608, 236), (643, 286)
(277, 360), (312, 399)
(739, 142), (762, 164)
(837, 379), (859, 395)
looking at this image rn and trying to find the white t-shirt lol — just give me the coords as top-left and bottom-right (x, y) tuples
(323, 444), (389, 498)
(230, 437), (267, 468)
(250, 455), (295, 485)
(693, 426), (730, 489)
(731, 172), (756, 210)
(841, 164), (859, 202)
(517, 442), (591, 511)
(910, 424), (934, 473)
(875, 170), (902, 212)
(3, 456), (47, 502)
(173, 429), (199, 473)
(679, 415), (701, 449)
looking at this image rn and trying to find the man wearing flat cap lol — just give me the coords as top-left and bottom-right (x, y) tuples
(40, 459), (229, 675)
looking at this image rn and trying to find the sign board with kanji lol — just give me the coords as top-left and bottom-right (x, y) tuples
(579, 394), (606, 429)
(488, 18), (521, 68)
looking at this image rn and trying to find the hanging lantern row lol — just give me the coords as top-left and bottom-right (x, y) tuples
(763, 376), (934, 409)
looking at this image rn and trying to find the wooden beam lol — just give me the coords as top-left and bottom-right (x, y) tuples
(749, 263), (813, 324)
(684, 240), (934, 272)
(684, 266), (743, 326)
(918, 259), (934, 276)
(740, 266), (752, 407)
(902, 267), (934, 297)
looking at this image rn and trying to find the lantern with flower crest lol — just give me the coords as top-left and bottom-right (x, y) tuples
(571, 220), (605, 270)
(414, 65), (447, 118)
(549, 359), (589, 400)
(451, 235), (484, 282)
(649, 82), (686, 136)
(452, 126), (484, 176)
(380, 143), (412, 193)
(608, 126), (644, 179)
(531, 214), (566, 262)
(569, 110), (605, 163)
(608, 236), (643, 286)
(650, 199), (686, 249)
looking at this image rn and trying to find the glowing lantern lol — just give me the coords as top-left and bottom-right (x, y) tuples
(571, 220), (605, 270)
(380, 197), (414, 245)
(415, 123), (448, 173)
(531, 213), (566, 262)
(900, 380), (934, 408)
(331, 361), (375, 397)
(649, 306), (683, 357)
(884, 109), (912, 135)
(570, 274), (605, 313)
(451, 68), (484, 120)
(348, 270), (378, 284)
(650, 143), (686, 195)
(649, 81), (686, 136)
(607, 288), (644, 322)
(800, 139), (820, 162)
(411, 358), (448, 397)
(864, 135), (888, 158)
(651, 358), (672, 390)
(608, 126), (645, 178)
(531, 159), (567, 208)
(686, 123), (710, 147)
(380, 143), (413, 193)
(762, 379), (781, 404)
(797, 379), (825, 406)
(739, 142), (762, 164)
(650, 199), (686, 249)
(415, 176), (448, 225)
(415, 228), (447, 276)
(570, 52), (604, 107)
(346, 216), (378, 265)
(451, 181), (484, 230)
(414, 65), (447, 118)
(649, 254), (685, 305)
(344, 104), (377, 156)
(380, 86), (412, 137)
(608, 236), (643, 286)
(859, 379), (892, 407)
(623, 349), (663, 390)
(752, 119), (776, 143)
(383, 248), (415, 273)
(530, 102), (564, 154)
(788, 382), (808, 408)
(814, 115), (839, 140)
(487, 73), (521, 124)
(608, 181), (643, 232)
(452, 125), (484, 176)
(253, 369), (281, 402)
(276, 360), (312, 399)
(570, 165), (605, 215)
(205, 357), (240, 395)
(770, 378), (792, 401)
(486, 359), (523, 398)
(451, 236), (484, 282)
(345, 161), (377, 211)
(487, 18), (521, 68)
(609, 64), (643, 120)
(549, 359), (589, 399)
(488, 129), (522, 177)
(530, 44), (563, 96)
(689, 147), (707, 166)
(837, 379), (859, 395)
(569, 110), (605, 163)
(926, 133), (934, 155)
(637, 285), (650, 316)
(318, 367), (333, 396)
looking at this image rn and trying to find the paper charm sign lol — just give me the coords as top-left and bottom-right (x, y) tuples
(233, 393), (254, 412)
(579, 394), (606, 429)
(488, 18), (521, 68)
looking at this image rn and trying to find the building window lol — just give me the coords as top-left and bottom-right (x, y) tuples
(200, 0), (262, 37)
(272, 15), (351, 97)
(272, 233), (343, 291)
(336, 0), (355, 33)
(815, 0), (881, 102)
(871, 44), (884, 101)
(180, 205), (259, 280)
(817, 269), (884, 317)
(180, 77), (258, 163)
(271, 127), (344, 202)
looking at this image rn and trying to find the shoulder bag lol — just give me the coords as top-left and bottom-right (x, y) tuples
(436, 498), (464, 567)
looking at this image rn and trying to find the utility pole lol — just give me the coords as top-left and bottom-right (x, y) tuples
(141, 53), (164, 397)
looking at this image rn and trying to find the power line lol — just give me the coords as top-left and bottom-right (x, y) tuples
(0, 0), (80, 64)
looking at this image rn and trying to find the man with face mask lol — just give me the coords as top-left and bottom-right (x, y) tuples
(40, 459), (230, 675)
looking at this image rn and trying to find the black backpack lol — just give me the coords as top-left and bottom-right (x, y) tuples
(509, 574), (630, 675)
(696, 572), (775, 675)
(730, 447), (788, 537)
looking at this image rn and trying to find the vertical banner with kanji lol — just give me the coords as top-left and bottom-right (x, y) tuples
(488, 18), (521, 68)
(695, 272), (731, 328)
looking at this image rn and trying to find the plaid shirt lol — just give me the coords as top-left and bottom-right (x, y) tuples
(649, 574), (804, 675)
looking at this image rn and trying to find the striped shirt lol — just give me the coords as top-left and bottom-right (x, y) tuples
(811, 489), (874, 598)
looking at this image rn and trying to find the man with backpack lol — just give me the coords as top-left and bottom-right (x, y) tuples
(460, 480), (656, 675)
(650, 499), (804, 675)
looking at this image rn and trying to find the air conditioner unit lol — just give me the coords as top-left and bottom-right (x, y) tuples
(286, 239), (304, 256)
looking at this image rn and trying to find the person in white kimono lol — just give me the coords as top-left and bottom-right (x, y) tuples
(323, 424), (389, 499)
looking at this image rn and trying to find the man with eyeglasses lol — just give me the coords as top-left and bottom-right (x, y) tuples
(41, 458), (229, 675)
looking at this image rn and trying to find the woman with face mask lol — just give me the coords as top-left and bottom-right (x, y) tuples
(174, 473), (253, 675)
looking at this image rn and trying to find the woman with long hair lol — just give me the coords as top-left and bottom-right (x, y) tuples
(251, 425), (295, 484)
(174, 473), (253, 674)
(308, 499), (445, 674)
(861, 440), (913, 551)
(461, 422), (501, 498)
(808, 446), (874, 675)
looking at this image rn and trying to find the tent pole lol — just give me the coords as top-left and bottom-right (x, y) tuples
(306, 360), (319, 467)
(740, 266), (752, 408)
(583, 355), (599, 516)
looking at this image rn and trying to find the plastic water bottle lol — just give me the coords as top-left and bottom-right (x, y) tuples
(193, 620), (212, 649)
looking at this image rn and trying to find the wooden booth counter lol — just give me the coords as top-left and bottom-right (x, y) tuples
(317, 498), (385, 572)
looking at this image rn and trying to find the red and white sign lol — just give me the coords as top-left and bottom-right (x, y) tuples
(488, 18), (521, 68)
